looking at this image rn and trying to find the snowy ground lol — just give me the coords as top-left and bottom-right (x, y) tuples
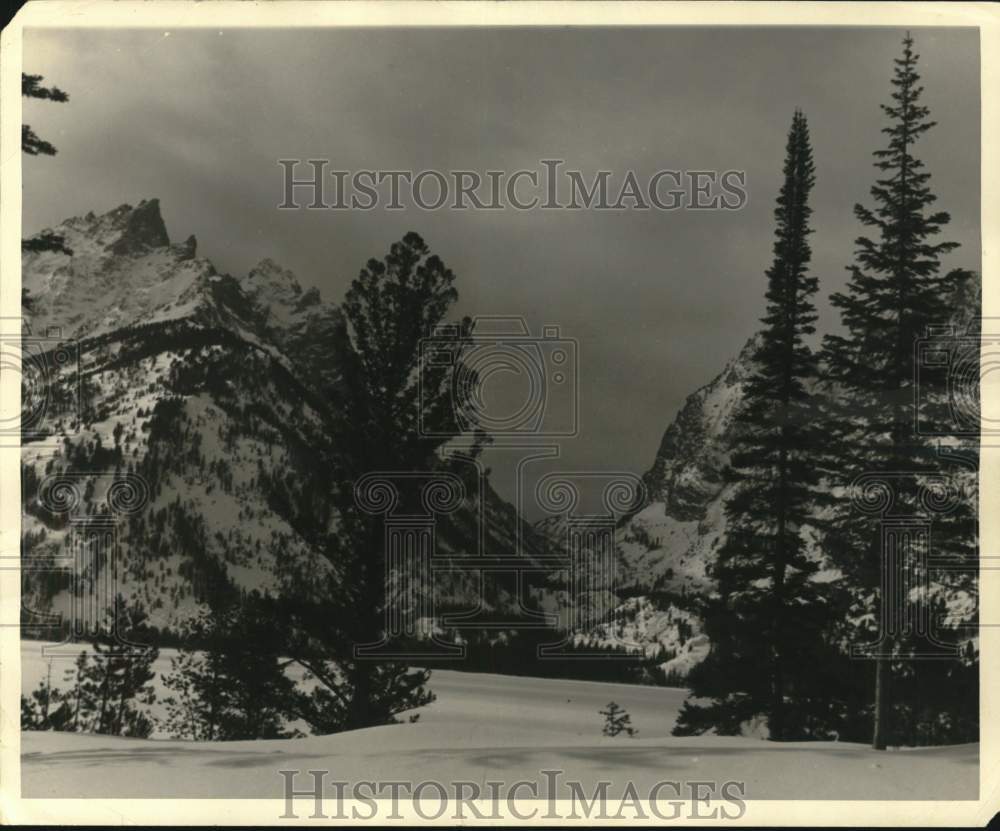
(19, 641), (978, 800)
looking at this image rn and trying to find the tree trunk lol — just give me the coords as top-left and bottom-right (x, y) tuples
(72, 676), (81, 732)
(97, 669), (111, 734)
(115, 664), (130, 735)
(872, 657), (889, 750)
(347, 515), (383, 729)
(348, 664), (372, 729)
(770, 657), (785, 741)
(41, 661), (53, 727)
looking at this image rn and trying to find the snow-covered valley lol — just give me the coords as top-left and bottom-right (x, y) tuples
(20, 642), (977, 801)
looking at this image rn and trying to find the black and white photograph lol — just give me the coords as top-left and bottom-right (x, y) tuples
(3, 1), (997, 824)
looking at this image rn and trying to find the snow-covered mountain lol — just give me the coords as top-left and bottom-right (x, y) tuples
(20, 200), (545, 631)
(531, 338), (760, 675)
(621, 334), (760, 594)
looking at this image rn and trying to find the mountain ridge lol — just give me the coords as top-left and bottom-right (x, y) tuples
(21, 200), (546, 636)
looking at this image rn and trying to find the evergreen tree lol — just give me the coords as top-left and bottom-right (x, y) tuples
(22, 73), (68, 157)
(674, 111), (829, 741)
(162, 645), (220, 740)
(278, 232), (482, 732)
(161, 600), (298, 741)
(599, 701), (637, 737)
(821, 33), (977, 750)
(20, 657), (73, 731)
(21, 73), (72, 256)
(64, 650), (89, 732)
(62, 599), (159, 737)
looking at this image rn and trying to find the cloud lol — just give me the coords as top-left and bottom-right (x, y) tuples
(22, 26), (980, 515)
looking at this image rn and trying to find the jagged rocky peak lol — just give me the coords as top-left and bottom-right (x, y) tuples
(642, 332), (759, 516)
(174, 234), (198, 261)
(109, 198), (170, 255)
(30, 198), (172, 259)
(242, 257), (303, 305)
(21, 199), (217, 341)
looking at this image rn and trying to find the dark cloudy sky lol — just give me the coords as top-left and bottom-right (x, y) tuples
(22, 26), (980, 517)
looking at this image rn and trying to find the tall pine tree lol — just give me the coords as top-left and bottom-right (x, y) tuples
(675, 110), (829, 741)
(276, 232), (483, 733)
(821, 33), (977, 750)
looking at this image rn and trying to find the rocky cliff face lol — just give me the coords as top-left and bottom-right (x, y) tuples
(539, 338), (760, 675)
(618, 335), (760, 595)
